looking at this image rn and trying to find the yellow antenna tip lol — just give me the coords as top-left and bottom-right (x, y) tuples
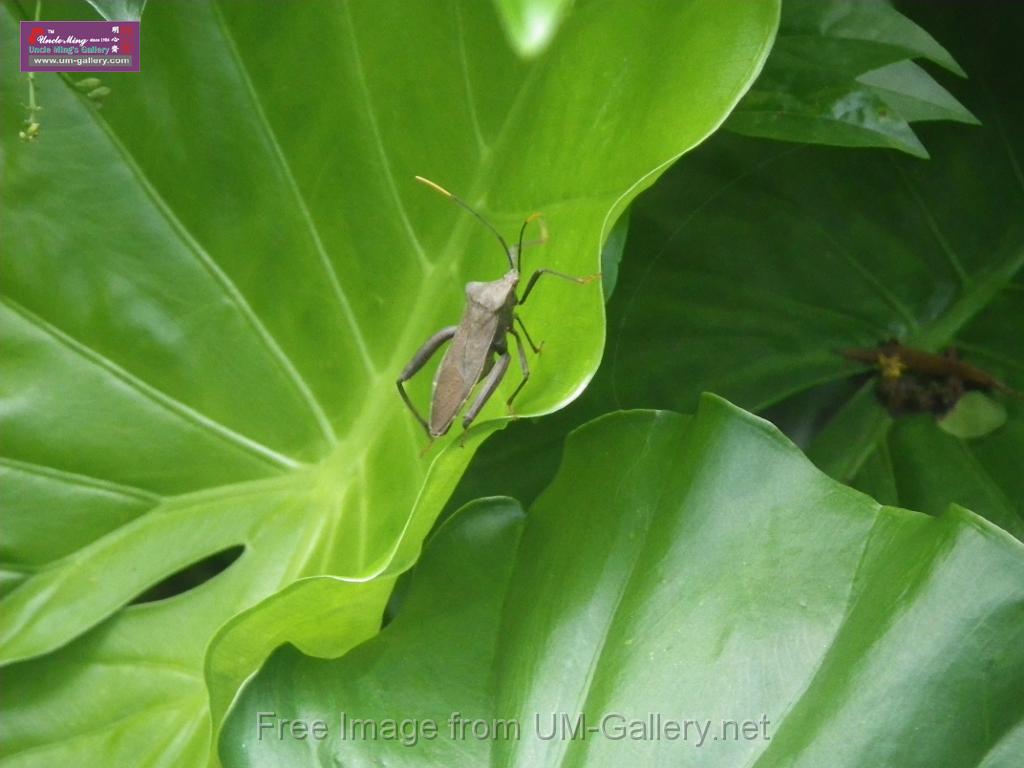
(414, 175), (452, 198)
(525, 211), (545, 223)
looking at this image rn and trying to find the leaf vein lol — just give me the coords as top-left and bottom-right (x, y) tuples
(340, 1), (432, 269)
(2, 297), (301, 472)
(454, 2), (489, 155)
(69, 90), (337, 450)
(0, 457), (162, 503)
(214, 3), (377, 392)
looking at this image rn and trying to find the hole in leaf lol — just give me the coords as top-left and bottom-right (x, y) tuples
(130, 545), (245, 605)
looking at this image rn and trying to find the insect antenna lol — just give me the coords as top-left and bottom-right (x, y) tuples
(515, 212), (546, 272)
(415, 176), (514, 269)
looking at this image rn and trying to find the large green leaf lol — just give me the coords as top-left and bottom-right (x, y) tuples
(222, 398), (1024, 767)
(726, 0), (977, 157)
(0, 0), (779, 764)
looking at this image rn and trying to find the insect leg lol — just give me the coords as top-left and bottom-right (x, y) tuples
(519, 268), (600, 305)
(506, 329), (531, 409)
(513, 213), (548, 271)
(461, 351), (511, 432)
(514, 315), (543, 354)
(509, 232), (550, 267)
(396, 325), (458, 436)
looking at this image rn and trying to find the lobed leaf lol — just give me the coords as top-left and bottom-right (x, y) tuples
(0, 1), (779, 765)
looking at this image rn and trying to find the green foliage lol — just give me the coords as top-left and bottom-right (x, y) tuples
(0, 1), (779, 765)
(5, 1), (1022, 766)
(607, 119), (1023, 539)
(452, 7), (1024, 542)
(223, 400), (1024, 767)
(727, 0), (977, 156)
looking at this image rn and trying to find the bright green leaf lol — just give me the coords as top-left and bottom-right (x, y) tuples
(222, 398), (1024, 767)
(0, 0), (779, 764)
(204, 575), (397, 747)
(492, 0), (573, 57)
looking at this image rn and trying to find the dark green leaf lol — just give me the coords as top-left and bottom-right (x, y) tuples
(597, 9), (1024, 538)
(599, 209), (630, 302)
(223, 399), (1024, 767)
(728, 0), (976, 156)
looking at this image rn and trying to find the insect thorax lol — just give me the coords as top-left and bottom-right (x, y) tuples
(465, 272), (519, 313)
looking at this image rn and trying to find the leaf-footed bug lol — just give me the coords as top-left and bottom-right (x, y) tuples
(397, 176), (599, 444)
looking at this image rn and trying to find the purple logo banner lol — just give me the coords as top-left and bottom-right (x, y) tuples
(20, 20), (140, 72)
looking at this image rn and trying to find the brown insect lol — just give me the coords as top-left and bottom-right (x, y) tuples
(841, 340), (1020, 416)
(397, 177), (599, 442)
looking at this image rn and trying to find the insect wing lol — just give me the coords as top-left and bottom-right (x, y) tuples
(429, 303), (499, 435)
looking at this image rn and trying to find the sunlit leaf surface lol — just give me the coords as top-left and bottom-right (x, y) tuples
(0, 1), (779, 765)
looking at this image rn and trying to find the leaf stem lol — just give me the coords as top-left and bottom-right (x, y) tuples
(20, 0), (43, 142)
